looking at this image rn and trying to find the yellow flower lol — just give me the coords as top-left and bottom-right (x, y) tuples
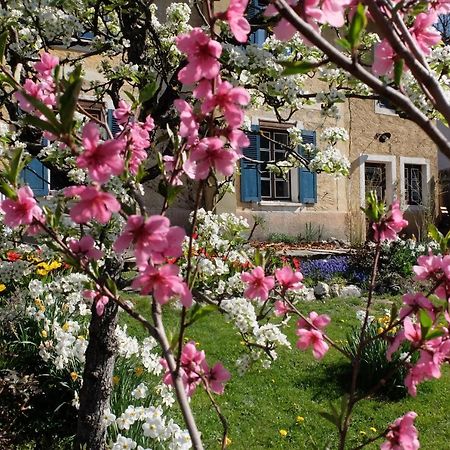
(70, 372), (78, 381)
(296, 416), (305, 424)
(135, 366), (144, 377)
(62, 322), (70, 332)
(370, 427), (377, 433)
(34, 298), (45, 312)
(0, 284), (6, 293)
(77, 335), (85, 340)
(279, 429), (288, 438)
(225, 437), (232, 447)
(360, 431), (367, 436)
(113, 375), (120, 386)
(377, 327), (384, 334)
(40, 330), (48, 338)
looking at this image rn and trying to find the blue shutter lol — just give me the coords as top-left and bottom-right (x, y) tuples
(249, 29), (267, 46)
(240, 125), (261, 202)
(107, 109), (121, 136)
(247, 0), (263, 20)
(298, 130), (317, 204)
(22, 158), (50, 196)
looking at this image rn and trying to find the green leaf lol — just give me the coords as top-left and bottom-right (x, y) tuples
(394, 59), (404, 86)
(158, 180), (183, 207)
(254, 247), (262, 267)
(281, 60), (317, 76)
(23, 114), (60, 136)
(0, 30), (8, 62)
(139, 81), (158, 104)
(347, 3), (367, 50)
(8, 146), (25, 185)
(186, 304), (217, 326)
(59, 65), (83, 133)
(124, 90), (137, 105)
(0, 181), (17, 199)
(319, 411), (340, 427)
(428, 224), (443, 242)
(425, 329), (445, 340)
(336, 38), (352, 52)
(105, 277), (118, 297)
(419, 309), (433, 336)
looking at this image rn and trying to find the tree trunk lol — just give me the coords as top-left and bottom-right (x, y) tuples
(74, 300), (118, 450)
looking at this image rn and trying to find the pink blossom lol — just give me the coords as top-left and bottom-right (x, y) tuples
(34, 52), (59, 79)
(410, 11), (441, 56)
(174, 99), (199, 145)
(176, 28), (222, 84)
(143, 115), (155, 131)
(297, 311), (331, 330)
(113, 100), (132, 125)
(405, 338), (450, 396)
(201, 78), (250, 128)
(163, 155), (183, 186)
(218, 0), (251, 43)
(95, 295), (109, 316)
(372, 200), (408, 242)
(381, 412), (420, 450)
(296, 329), (329, 359)
(64, 185), (121, 224)
(1, 186), (44, 228)
(114, 214), (185, 268)
(131, 263), (192, 307)
(265, 0), (321, 41)
(15, 79), (56, 114)
(241, 266), (275, 301)
(296, 311), (330, 359)
(399, 293), (435, 320)
(372, 39), (396, 77)
(68, 235), (103, 261)
(275, 266), (303, 291)
(274, 300), (292, 316)
(319, 0), (352, 27)
(125, 122), (151, 174)
(161, 342), (230, 396)
(226, 128), (250, 151)
(206, 363), (231, 395)
(183, 137), (239, 180)
(413, 253), (443, 280)
(77, 122), (125, 183)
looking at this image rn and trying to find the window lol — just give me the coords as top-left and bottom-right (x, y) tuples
(260, 130), (291, 200)
(404, 164), (423, 206)
(359, 155), (396, 208)
(375, 97), (397, 116)
(240, 124), (317, 204)
(365, 162), (386, 201)
(400, 157), (429, 208)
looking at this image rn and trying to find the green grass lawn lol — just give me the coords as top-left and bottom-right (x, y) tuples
(121, 296), (450, 450)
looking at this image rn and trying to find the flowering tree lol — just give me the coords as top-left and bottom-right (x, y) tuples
(1, 1), (450, 450)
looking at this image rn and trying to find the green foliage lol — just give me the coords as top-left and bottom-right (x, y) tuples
(342, 318), (411, 399)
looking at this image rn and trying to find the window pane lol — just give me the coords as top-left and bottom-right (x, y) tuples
(274, 133), (288, 149)
(365, 163), (386, 201)
(261, 179), (271, 197)
(260, 134), (270, 149)
(275, 180), (290, 198)
(405, 164), (422, 205)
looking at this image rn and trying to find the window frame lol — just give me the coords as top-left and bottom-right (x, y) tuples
(400, 157), (430, 209)
(259, 129), (292, 201)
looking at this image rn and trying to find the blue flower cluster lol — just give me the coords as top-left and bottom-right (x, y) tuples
(300, 256), (350, 281)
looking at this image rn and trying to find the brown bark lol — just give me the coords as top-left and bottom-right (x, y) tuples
(74, 300), (118, 450)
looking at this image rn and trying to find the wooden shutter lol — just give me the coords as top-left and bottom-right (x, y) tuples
(240, 125), (261, 202)
(107, 109), (121, 136)
(22, 158), (50, 196)
(298, 130), (317, 204)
